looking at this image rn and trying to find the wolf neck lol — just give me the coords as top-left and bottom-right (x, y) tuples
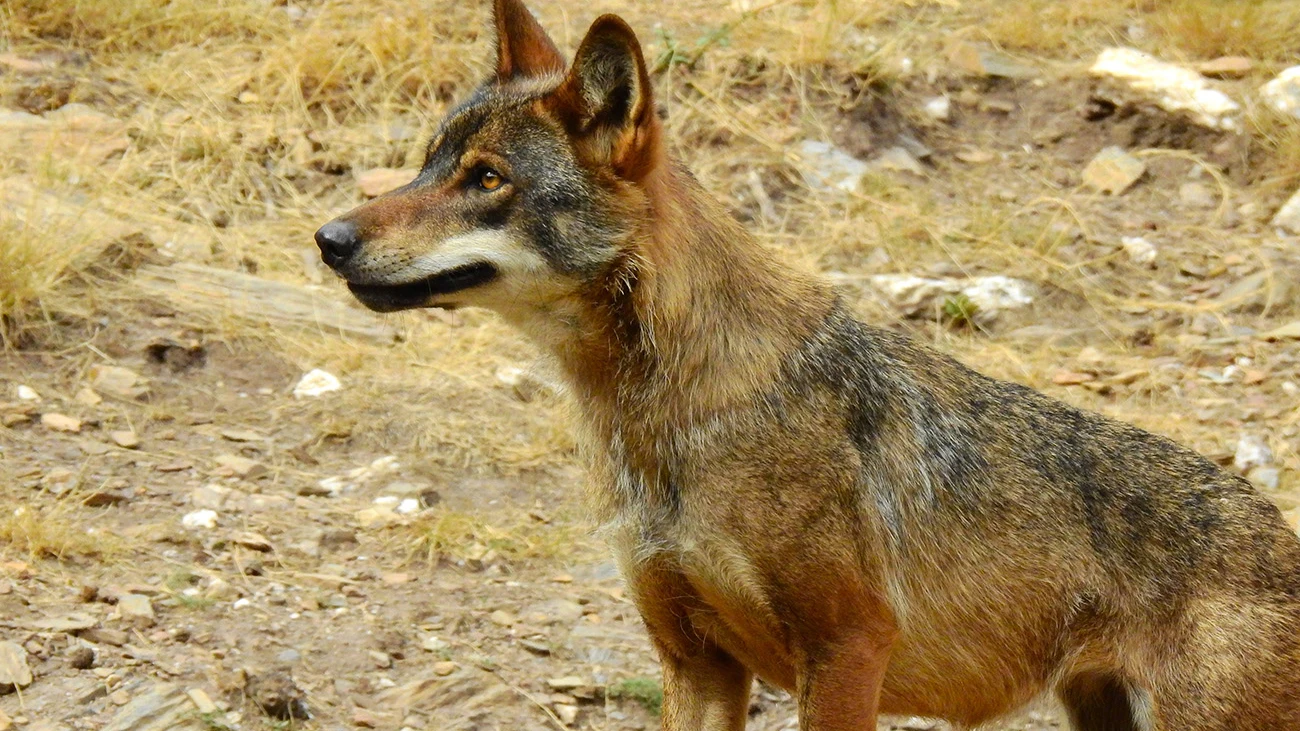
(559, 161), (834, 429)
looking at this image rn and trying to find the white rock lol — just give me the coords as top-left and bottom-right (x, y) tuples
(15, 385), (39, 401)
(923, 96), (951, 121)
(232, 598), (252, 610)
(396, 498), (421, 515)
(373, 495), (400, 509)
(182, 509), (218, 530)
(292, 368), (341, 398)
(1234, 434), (1273, 472)
(793, 140), (869, 194)
(1090, 48), (1240, 131)
(1120, 236), (1157, 265)
(1260, 66), (1300, 121)
(1272, 187), (1300, 235)
(858, 274), (1034, 320)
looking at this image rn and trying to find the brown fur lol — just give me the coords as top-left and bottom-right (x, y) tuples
(315, 2), (1300, 728)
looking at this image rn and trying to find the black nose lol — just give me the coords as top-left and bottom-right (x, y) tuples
(315, 219), (360, 268)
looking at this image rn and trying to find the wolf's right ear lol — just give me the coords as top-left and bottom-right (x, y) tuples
(493, 0), (564, 80)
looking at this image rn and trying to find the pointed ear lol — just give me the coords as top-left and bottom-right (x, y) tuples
(493, 0), (564, 80)
(549, 15), (660, 180)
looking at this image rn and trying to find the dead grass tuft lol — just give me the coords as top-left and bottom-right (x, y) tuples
(0, 502), (124, 561)
(401, 507), (594, 566)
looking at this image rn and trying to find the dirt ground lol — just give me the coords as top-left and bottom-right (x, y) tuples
(1, 1), (1299, 729)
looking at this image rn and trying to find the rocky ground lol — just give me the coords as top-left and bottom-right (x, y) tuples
(2, 2), (1300, 729)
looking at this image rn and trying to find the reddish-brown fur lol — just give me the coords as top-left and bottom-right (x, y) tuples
(316, 2), (1300, 728)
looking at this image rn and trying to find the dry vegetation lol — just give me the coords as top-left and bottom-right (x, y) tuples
(2, 0), (1300, 728)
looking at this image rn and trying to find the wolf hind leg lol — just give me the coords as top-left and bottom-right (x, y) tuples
(1056, 671), (1143, 731)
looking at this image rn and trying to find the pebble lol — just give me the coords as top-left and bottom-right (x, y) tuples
(554, 703), (579, 725)
(432, 661), (457, 676)
(922, 95), (950, 122)
(182, 509), (218, 529)
(1261, 66), (1300, 121)
(1197, 56), (1252, 79)
(89, 364), (148, 399)
(1120, 236), (1157, 265)
(41, 412), (82, 433)
(293, 368), (341, 398)
(1271, 187), (1300, 235)
(109, 689), (131, 705)
(1082, 147), (1146, 195)
(0, 641), (33, 691)
(793, 140), (869, 194)
(489, 610), (517, 627)
(1234, 434), (1273, 472)
(110, 430), (141, 449)
(116, 594), (156, 629)
(546, 676), (588, 691)
(213, 454), (267, 479)
(1178, 181), (1216, 209)
(15, 385), (38, 401)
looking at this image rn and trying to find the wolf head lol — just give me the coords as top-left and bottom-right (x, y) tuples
(315, 0), (662, 334)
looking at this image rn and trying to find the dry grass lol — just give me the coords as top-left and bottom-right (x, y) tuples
(0, 501), (124, 561)
(1, 0), (1299, 478)
(399, 507), (595, 565)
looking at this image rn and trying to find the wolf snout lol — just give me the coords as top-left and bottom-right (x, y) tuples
(315, 219), (361, 269)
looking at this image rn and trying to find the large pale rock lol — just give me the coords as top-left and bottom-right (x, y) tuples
(1090, 48), (1240, 131)
(1261, 66), (1300, 121)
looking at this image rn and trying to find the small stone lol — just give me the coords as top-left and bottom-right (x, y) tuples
(186, 688), (218, 714)
(554, 703), (579, 726)
(233, 531), (274, 552)
(182, 509), (218, 529)
(546, 676), (588, 691)
(116, 594), (155, 628)
(275, 648), (301, 665)
(869, 146), (924, 175)
(29, 613), (98, 632)
(320, 528), (358, 548)
(15, 385), (39, 401)
(1083, 147), (1146, 194)
(1261, 66), (1300, 121)
(109, 689), (131, 705)
(357, 168), (418, 198)
(67, 645), (95, 669)
(432, 661), (458, 676)
(89, 364), (148, 399)
(0, 641), (33, 691)
(422, 636), (449, 653)
(190, 484), (229, 510)
(955, 147), (994, 164)
(82, 628), (128, 647)
(1178, 181), (1216, 209)
(1052, 370), (1095, 386)
(1247, 466), (1281, 490)
(922, 95), (950, 122)
(220, 428), (264, 442)
(74, 388), (102, 406)
(1234, 434), (1273, 472)
(793, 140), (869, 194)
(1197, 56), (1252, 79)
(213, 454), (266, 479)
(520, 639), (552, 655)
(1271, 187), (1300, 235)
(368, 650), (392, 669)
(488, 610), (517, 627)
(109, 431), (140, 449)
(353, 708), (382, 728)
(41, 412), (82, 433)
(293, 368), (341, 398)
(155, 459), (192, 473)
(948, 41), (1038, 78)
(1120, 236), (1157, 265)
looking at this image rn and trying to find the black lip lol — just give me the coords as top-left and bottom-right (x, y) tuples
(346, 262), (498, 312)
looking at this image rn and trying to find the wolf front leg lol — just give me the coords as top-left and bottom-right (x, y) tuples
(660, 647), (753, 731)
(795, 625), (897, 730)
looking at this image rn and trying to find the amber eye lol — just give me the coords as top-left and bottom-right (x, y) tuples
(477, 168), (504, 191)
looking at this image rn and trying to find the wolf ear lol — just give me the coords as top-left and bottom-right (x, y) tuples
(493, 0), (564, 80)
(549, 15), (660, 180)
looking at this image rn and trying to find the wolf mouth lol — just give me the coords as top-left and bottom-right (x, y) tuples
(347, 261), (499, 312)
